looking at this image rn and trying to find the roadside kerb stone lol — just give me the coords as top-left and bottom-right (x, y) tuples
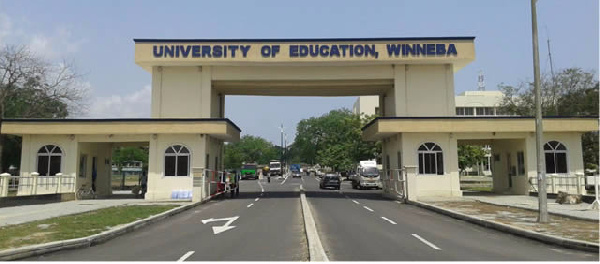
(299, 185), (329, 262)
(0, 196), (218, 261)
(407, 200), (599, 253)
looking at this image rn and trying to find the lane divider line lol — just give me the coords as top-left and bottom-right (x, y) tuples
(363, 206), (374, 212)
(247, 203), (254, 208)
(412, 234), (441, 250)
(281, 175), (289, 185)
(177, 251), (195, 262)
(381, 216), (397, 225)
(255, 198), (259, 202)
(352, 200), (360, 205)
(258, 179), (264, 193)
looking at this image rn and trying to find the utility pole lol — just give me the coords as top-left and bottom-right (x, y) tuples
(531, 0), (548, 223)
(280, 124), (284, 165)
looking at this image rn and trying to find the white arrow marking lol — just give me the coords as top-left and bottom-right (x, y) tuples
(201, 216), (239, 234)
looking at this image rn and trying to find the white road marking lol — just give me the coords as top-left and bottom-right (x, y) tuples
(281, 176), (289, 185)
(412, 234), (441, 250)
(201, 216), (239, 235)
(352, 200), (360, 205)
(247, 203), (254, 208)
(257, 180), (264, 192)
(255, 198), (259, 201)
(363, 206), (374, 212)
(395, 201), (402, 204)
(381, 216), (397, 225)
(314, 177), (320, 182)
(177, 251), (195, 262)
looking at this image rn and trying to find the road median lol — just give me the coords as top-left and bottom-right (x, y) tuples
(299, 185), (329, 262)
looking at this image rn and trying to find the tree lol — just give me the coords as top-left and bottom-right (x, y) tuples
(457, 145), (487, 175)
(293, 109), (381, 172)
(498, 67), (599, 169)
(0, 44), (87, 172)
(224, 135), (278, 169)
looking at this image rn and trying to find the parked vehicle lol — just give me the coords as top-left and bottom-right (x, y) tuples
(319, 173), (341, 190)
(351, 160), (382, 190)
(240, 163), (258, 180)
(269, 160), (282, 176)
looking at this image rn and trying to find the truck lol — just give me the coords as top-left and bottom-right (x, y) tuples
(240, 163), (258, 180)
(351, 160), (382, 190)
(269, 160), (282, 176)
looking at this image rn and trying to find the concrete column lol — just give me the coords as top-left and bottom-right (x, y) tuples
(393, 64), (407, 116)
(405, 166), (418, 201)
(0, 173), (10, 197)
(151, 66), (163, 118)
(31, 172), (39, 195)
(192, 167), (204, 202)
(200, 66), (213, 118)
(56, 173), (63, 193)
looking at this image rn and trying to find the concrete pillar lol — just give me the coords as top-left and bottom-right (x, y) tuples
(56, 173), (63, 193)
(405, 166), (418, 201)
(192, 167), (204, 202)
(31, 172), (39, 195)
(0, 173), (10, 197)
(392, 64), (407, 116)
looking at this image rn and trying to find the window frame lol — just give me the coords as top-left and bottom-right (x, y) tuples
(36, 145), (63, 176)
(164, 145), (191, 177)
(544, 141), (568, 174)
(417, 142), (444, 175)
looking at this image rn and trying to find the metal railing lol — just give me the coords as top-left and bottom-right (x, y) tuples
(528, 173), (587, 194)
(381, 168), (407, 201)
(0, 174), (76, 197)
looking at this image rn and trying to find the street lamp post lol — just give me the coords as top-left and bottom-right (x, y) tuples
(531, 0), (548, 223)
(280, 124), (284, 165)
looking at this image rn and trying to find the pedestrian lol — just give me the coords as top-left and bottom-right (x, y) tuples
(141, 167), (148, 199)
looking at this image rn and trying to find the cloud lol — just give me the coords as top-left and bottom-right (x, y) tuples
(86, 85), (151, 118)
(0, 13), (11, 42)
(0, 13), (87, 60)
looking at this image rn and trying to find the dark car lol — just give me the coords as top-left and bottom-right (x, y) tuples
(292, 171), (302, 178)
(319, 174), (341, 190)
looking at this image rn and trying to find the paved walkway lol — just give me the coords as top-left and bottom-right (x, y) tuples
(0, 198), (191, 227)
(419, 193), (599, 221)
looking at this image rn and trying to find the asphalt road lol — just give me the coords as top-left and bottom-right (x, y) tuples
(22, 174), (599, 261)
(25, 177), (307, 261)
(302, 175), (599, 261)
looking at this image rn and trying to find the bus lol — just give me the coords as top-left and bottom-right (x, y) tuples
(240, 163), (258, 180)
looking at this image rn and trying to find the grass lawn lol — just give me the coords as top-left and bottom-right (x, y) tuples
(0, 205), (178, 250)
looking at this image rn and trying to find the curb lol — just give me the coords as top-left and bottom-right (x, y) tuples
(299, 185), (329, 262)
(407, 200), (599, 253)
(0, 196), (216, 261)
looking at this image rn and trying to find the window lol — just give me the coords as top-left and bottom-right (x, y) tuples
(37, 145), (62, 176)
(517, 151), (525, 175)
(164, 145), (190, 176)
(544, 141), (567, 174)
(418, 142), (444, 175)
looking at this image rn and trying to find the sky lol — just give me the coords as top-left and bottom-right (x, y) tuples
(0, 0), (598, 145)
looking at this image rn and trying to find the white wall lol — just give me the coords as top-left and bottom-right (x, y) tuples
(400, 132), (461, 198)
